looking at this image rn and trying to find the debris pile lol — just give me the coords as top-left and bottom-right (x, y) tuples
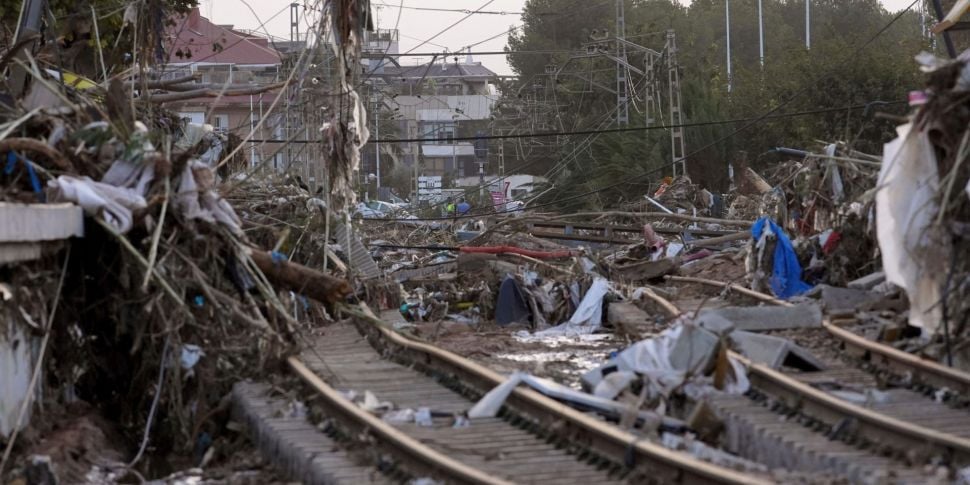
(877, 51), (970, 354)
(0, 74), (352, 481)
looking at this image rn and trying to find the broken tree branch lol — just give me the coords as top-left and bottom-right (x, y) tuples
(141, 178), (169, 291)
(142, 73), (202, 88)
(248, 249), (353, 304)
(546, 211), (754, 228)
(0, 137), (73, 171)
(665, 275), (792, 307)
(143, 81), (288, 103)
(690, 231), (750, 248)
(159, 82), (284, 92)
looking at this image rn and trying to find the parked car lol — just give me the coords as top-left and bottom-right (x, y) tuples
(353, 202), (386, 219)
(353, 201), (418, 222)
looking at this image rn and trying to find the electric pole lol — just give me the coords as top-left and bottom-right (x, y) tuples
(615, 0), (629, 126)
(373, 96), (381, 190)
(805, 0), (811, 49)
(667, 30), (686, 177)
(758, 0), (765, 67)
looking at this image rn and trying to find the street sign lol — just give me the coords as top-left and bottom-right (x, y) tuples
(417, 176), (442, 202)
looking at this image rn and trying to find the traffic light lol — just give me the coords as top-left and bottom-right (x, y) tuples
(474, 131), (488, 159)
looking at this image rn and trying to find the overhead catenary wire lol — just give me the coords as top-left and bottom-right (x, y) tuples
(247, 101), (907, 145)
(403, 0), (496, 54)
(216, 0), (329, 169)
(361, 0), (920, 223)
(372, 3), (521, 15)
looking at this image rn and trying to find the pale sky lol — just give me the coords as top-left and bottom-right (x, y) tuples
(202, 0), (921, 75)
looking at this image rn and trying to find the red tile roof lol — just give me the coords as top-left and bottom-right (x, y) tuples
(166, 8), (282, 66)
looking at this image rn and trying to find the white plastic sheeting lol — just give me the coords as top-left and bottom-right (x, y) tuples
(877, 123), (949, 335)
(49, 124), (243, 236)
(0, 321), (36, 439)
(467, 371), (680, 428)
(612, 324), (749, 399)
(527, 278), (611, 338)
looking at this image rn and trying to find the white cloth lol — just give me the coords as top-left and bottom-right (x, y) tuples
(530, 278), (610, 337)
(48, 176), (146, 233)
(877, 123), (948, 335)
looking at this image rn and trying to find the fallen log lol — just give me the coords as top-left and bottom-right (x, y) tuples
(460, 245), (577, 259)
(144, 81), (288, 103)
(0, 138), (73, 171)
(690, 231), (750, 248)
(249, 249), (353, 304)
(546, 211), (754, 228)
(665, 275), (791, 307)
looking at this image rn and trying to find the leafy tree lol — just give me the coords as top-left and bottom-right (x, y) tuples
(507, 0), (934, 210)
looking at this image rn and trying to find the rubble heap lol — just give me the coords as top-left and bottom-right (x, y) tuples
(0, 74), (352, 479)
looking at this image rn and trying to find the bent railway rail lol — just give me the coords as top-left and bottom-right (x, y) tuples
(286, 306), (767, 485)
(666, 275), (970, 473)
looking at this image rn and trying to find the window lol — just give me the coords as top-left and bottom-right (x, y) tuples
(179, 112), (205, 125)
(421, 122), (455, 144)
(198, 65), (231, 84)
(162, 68), (193, 82)
(210, 114), (229, 132)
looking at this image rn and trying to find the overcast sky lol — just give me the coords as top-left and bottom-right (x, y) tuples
(201, 0), (921, 75)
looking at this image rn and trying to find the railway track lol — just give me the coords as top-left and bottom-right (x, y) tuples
(283, 306), (767, 484)
(665, 276), (970, 482)
(250, 275), (970, 484)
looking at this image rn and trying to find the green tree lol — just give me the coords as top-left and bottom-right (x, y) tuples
(505, 0), (931, 210)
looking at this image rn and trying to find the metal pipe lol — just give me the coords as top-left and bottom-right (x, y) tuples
(644, 195), (673, 214)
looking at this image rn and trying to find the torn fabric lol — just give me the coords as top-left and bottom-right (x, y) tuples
(877, 123), (948, 335)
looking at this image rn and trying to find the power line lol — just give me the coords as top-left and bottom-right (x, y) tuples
(363, 0), (916, 225)
(363, 0), (919, 224)
(404, 0), (497, 54)
(373, 2), (521, 15)
(248, 101), (905, 145)
(365, 49), (575, 57)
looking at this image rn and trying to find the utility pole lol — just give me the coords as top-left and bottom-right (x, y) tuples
(250, 93), (256, 167)
(667, 30), (686, 177)
(726, 0), (732, 92)
(615, 0), (629, 126)
(373, 96), (381, 190)
(757, 0), (765, 67)
(805, 0), (811, 49)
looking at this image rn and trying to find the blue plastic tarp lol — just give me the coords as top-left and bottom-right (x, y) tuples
(751, 217), (812, 298)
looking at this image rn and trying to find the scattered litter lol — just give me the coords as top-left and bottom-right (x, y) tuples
(414, 407), (434, 427)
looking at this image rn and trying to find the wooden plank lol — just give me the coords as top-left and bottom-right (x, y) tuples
(526, 220), (735, 237)
(528, 230), (638, 245)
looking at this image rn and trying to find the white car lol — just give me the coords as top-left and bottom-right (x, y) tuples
(353, 203), (386, 219)
(354, 201), (417, 221)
